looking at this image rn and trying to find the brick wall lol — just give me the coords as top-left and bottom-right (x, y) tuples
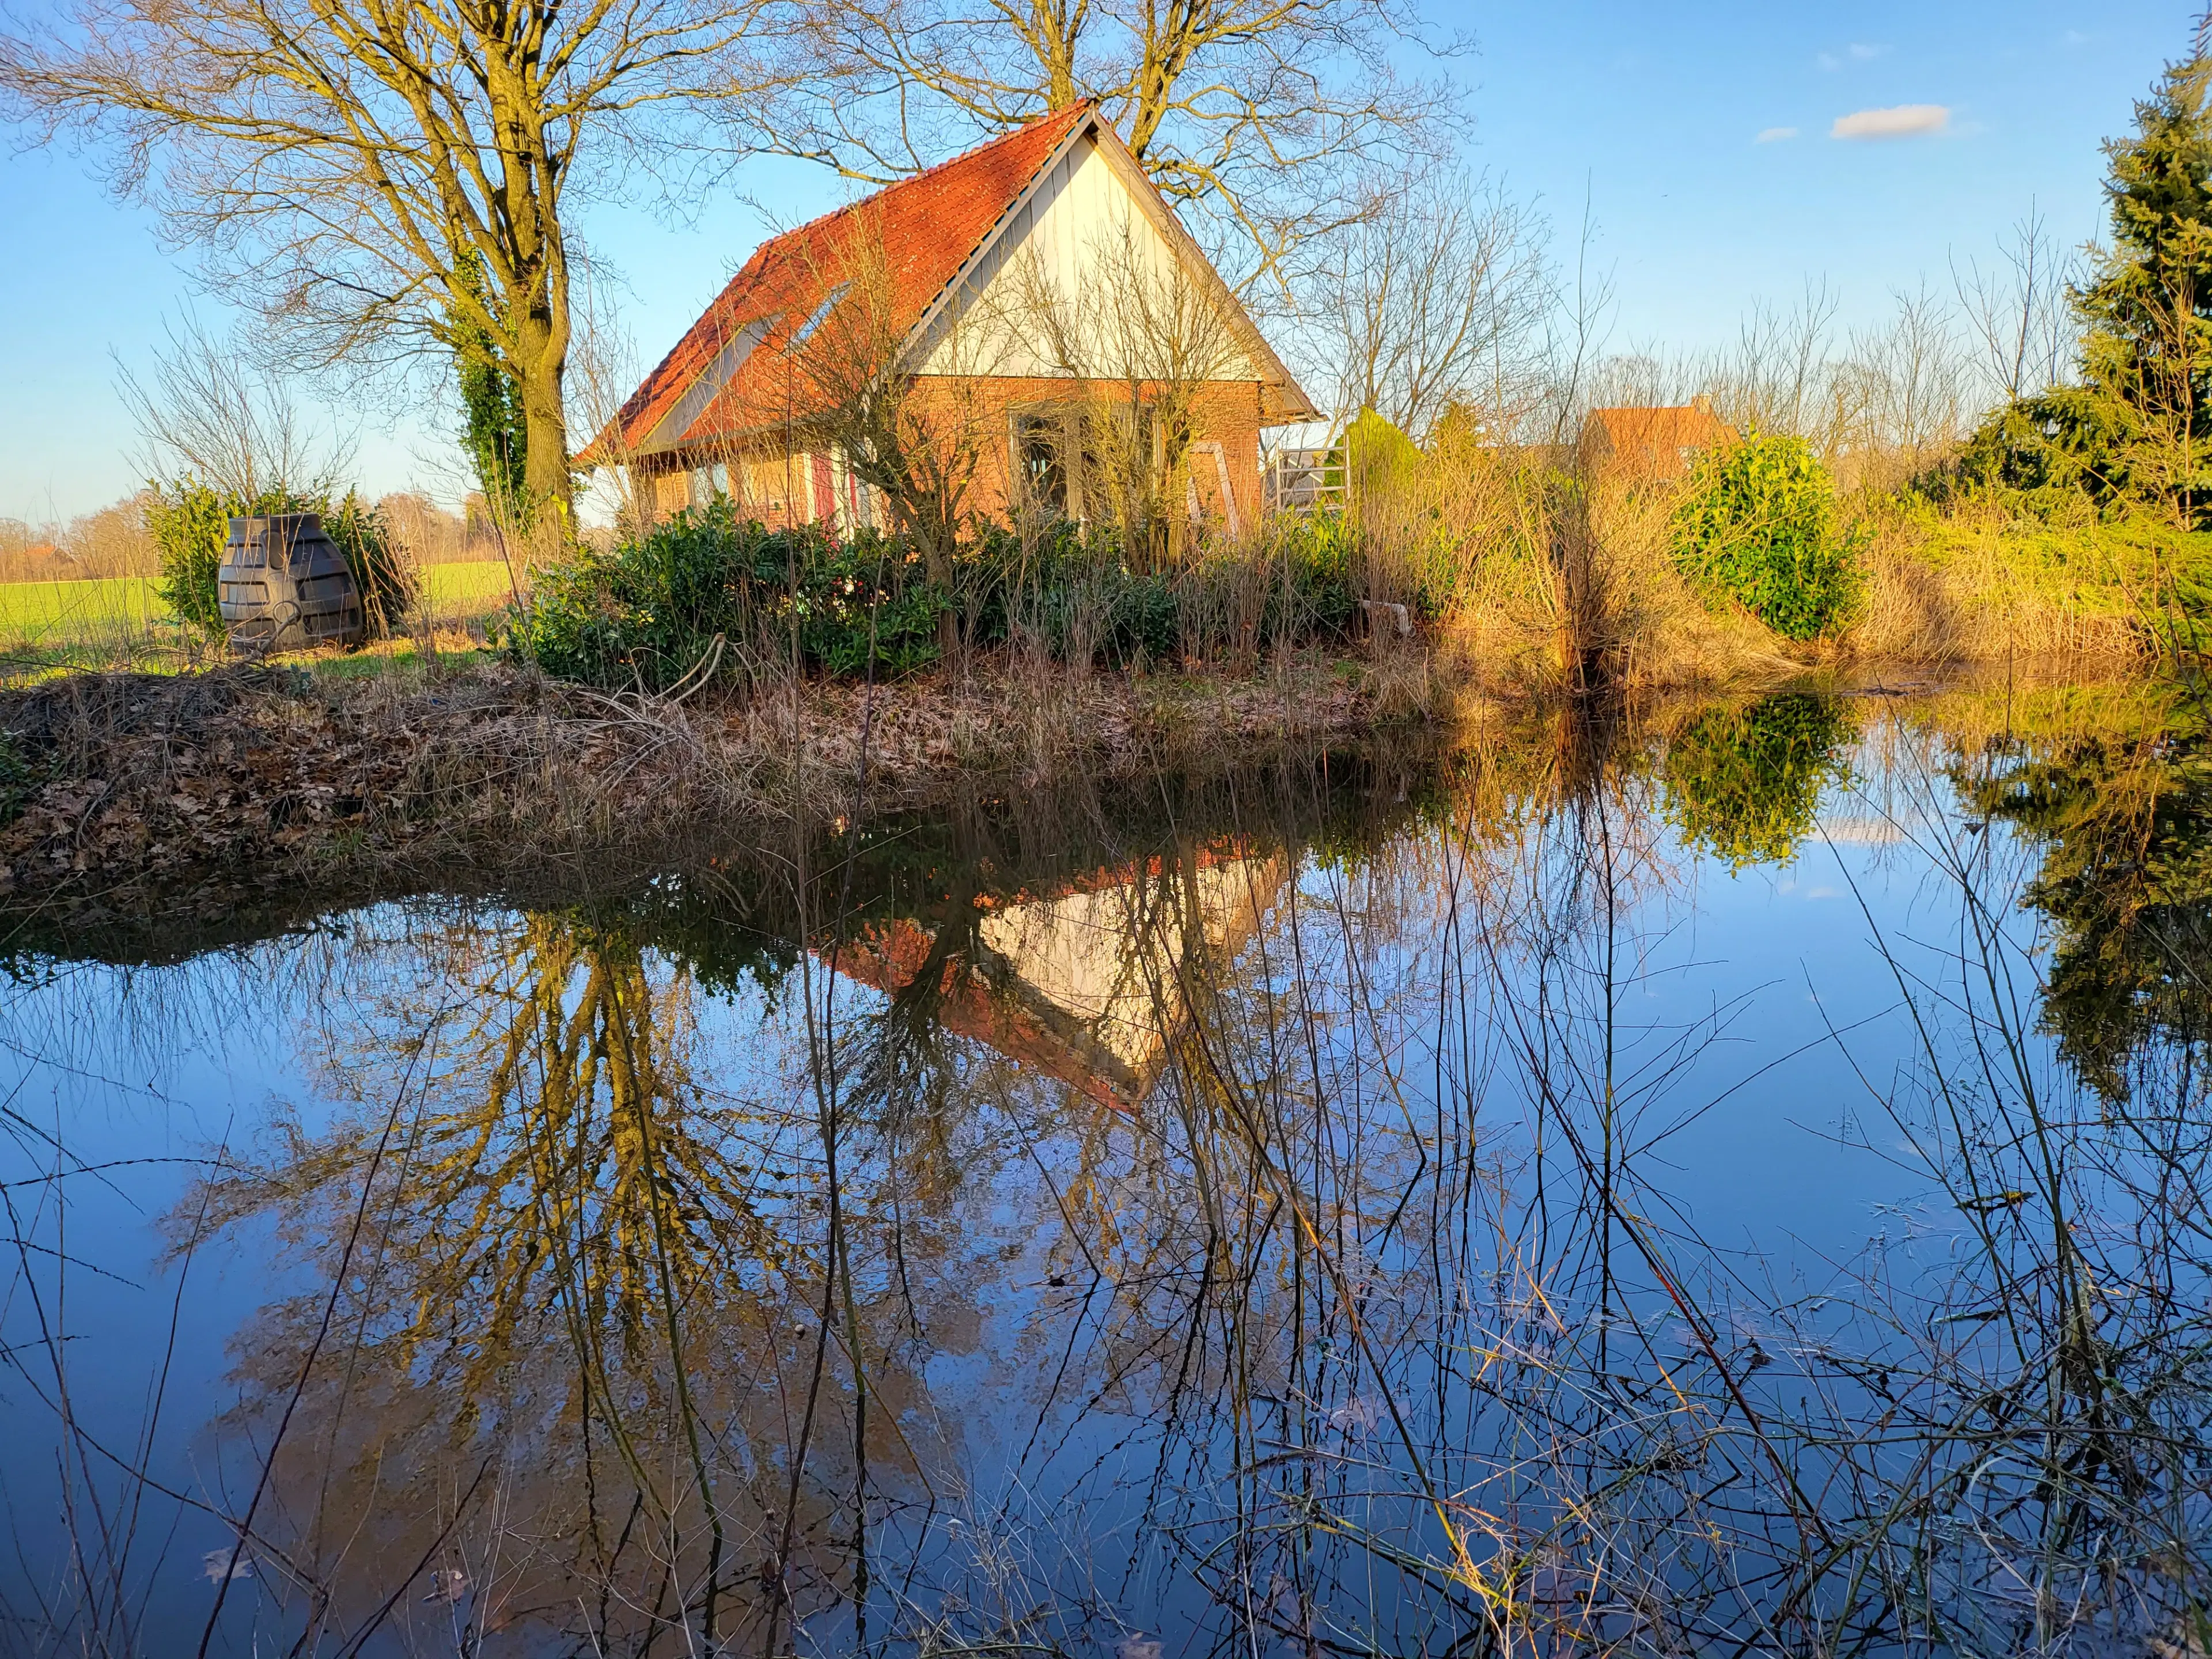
(634, 375), (1267, 536)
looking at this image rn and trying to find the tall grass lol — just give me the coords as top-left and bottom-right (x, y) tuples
(1345, 419), (2211, 689)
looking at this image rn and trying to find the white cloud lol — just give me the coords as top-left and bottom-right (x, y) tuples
(1819, 43), (1888, 69)
(1831, 104), (1951, 140)
(1756, 126), (1800, 143)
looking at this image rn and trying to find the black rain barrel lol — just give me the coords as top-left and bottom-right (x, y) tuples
(218, 513), (364, 651)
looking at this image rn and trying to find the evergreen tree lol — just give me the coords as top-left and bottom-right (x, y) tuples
(2073, 43), (2212, 521)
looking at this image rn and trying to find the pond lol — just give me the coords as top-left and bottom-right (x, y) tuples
(3, 677), (2209, 1657)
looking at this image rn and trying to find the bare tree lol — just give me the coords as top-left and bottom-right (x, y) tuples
(565, 267), (653, 544)
(1534, 188), (1616, 448)
(1, 0), (793, 521)
(116, 312), (349, 501)
(1012, 218), (1245, 562)
(777, 0), (1461, 289)
(1318, 170), (1552, 442)
(1952, 204), (2080, 406)
(791, 210), (1009, 581)
(1839, 282), (1971, 477)
(1698, 281), (1843, 446)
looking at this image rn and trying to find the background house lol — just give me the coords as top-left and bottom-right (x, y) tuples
(590, 104), (1315, 537)
(1578, 395), (1738, 483)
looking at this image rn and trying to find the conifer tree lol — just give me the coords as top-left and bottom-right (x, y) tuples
(2074, 43), (2212, 520)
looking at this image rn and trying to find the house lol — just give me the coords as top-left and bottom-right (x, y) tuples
(589, 103), (1316, 536)
(1579, 395), (1738, 483)
(825, 840), (1286, 1112)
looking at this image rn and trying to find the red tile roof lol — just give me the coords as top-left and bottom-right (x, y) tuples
(1582, 403), (1738, 475)
(589, 103), (1095, 461)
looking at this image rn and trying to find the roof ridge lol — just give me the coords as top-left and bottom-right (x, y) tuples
(748, 100), (1094, 256)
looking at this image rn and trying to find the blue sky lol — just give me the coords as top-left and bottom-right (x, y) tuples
(0, 0), (2192, 520)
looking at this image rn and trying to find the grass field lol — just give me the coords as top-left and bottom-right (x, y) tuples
(0, 562), (518, 646)
(0, 562), (519, 683)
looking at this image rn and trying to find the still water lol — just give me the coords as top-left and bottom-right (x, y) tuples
(2, 681), (2207, 1657)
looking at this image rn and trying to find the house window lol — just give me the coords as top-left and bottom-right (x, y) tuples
(688, 461), (731, 506)
(1013, 407), (1166, 523)
(787, 284), (849, 350)
(1014, 414), (1067, 515)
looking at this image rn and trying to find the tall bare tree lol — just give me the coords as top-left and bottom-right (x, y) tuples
(1319, 169), (1551, 441)
(118, 312), (350, 502)
(791, 210), (1009, 581)
(1837, 282), (1971, 479)
(1, 0), (790, 519)
(1952, 204), (2080, 405)
(1013, 220), (1244, 562)
(778, 0), (1461, 290)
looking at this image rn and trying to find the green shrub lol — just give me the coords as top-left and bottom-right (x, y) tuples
(147, 483), (233, 635)
(509, 501), (949, 688)
(146, 482), (418, 640)
(789, 537), (949, 677)
(323, 494), (418, 634)
(1673, 433), (1864, 641)
(512, 501), (1370, 691)
(1921, 388), (2134, 518)
(1279, 510), (1361, 632)
(996, 514), (1360, 668)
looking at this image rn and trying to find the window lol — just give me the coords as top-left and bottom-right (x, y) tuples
(1014, 414), (1067, 514)
(688, 461), (732, 506)
(1013, 406), (1166, 523)
(787, 284), (849, 350)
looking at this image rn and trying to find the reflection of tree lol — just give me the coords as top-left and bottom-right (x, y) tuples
(1964, 707), (2212, 1100)
(1660, 693), (1857, 869)
(188, 911), (931, 1653)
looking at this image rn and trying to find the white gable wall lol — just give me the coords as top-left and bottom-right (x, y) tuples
(911, 132), (1260, 383)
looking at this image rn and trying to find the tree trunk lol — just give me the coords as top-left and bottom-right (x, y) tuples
(513, 308), (573, 522)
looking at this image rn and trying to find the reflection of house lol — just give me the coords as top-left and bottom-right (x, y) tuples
(1579, 397), (1737, 482)
(828, 844), (1286, 1110)
(590, 103), (1315, 535)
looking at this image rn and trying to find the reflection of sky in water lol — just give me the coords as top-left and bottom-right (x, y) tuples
(0, 698), (2199, 1656)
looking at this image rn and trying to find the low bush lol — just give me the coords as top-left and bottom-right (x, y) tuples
(508, 502), (949, 689)
(509, 503), (1369, 690)
(1002, 514), (1357, 667)
(1673, 434), (1865, 641)
(147, 482), (417, 639)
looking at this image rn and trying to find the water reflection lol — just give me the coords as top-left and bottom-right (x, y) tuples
(5, 686), (2212, 1657)
(1962, 693), (2212, 1099)
(1661, 691), (1859, 869)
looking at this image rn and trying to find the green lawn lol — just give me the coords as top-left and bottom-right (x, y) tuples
(0, 576), (168, 641)
(0, 562), (518, 647)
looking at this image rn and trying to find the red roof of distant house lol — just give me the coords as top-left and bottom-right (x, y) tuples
(1583, 402), (1738, 471)
(590, 104), (1095, 461)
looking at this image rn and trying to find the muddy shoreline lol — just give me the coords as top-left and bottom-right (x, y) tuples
(0, 653), (1473, 941)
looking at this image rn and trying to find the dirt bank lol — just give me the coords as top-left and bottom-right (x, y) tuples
(0, 653), (1439, 921)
